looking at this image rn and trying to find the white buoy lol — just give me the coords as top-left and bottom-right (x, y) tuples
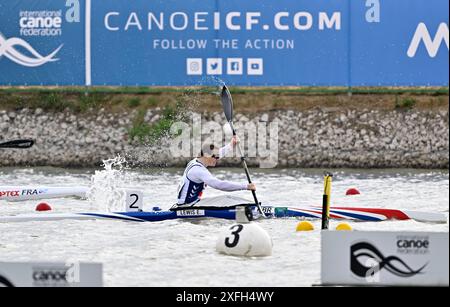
(216, 206), (273, 257)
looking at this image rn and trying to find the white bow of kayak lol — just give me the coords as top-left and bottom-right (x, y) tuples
(0, 186), (89, 202)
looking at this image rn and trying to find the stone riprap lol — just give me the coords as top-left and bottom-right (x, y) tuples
(0, 107), (448, 168)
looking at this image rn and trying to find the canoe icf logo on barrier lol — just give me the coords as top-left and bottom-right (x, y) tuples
(32, 262), (81, 287)
(0, 32), (62, 67)
(0, 0), (81, 68)
(350, 240), (428, 283)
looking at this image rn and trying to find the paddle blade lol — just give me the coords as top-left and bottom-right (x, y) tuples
(220, 85), (234, 123)
(0, 139), (34, 149)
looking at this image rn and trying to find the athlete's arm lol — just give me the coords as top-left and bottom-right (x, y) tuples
(189, 167), (248, 191)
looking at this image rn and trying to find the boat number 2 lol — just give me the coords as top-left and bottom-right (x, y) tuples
(129, 194), (139, 209)
(225, 224), (244, 248)
(125, 190), (143, 212)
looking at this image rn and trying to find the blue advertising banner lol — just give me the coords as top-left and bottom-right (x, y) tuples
(350, 0), (449, 86)
(91, 0), (348, 86)
(0, 0), (86, 85)
(0, 0), (448, 86)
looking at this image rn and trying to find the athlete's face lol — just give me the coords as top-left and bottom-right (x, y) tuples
(206, 155), (219, 167)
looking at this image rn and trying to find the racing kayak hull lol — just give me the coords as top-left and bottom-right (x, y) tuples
(0, 206), (446, 223)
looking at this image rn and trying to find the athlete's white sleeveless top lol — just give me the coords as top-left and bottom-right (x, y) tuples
(177, 154), (248, 205)
(177, 159), (207, 205)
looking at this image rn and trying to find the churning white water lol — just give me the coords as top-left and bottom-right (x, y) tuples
(86, 155), (130, 212)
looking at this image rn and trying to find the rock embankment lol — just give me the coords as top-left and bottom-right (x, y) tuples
(0, 107), (448, 168)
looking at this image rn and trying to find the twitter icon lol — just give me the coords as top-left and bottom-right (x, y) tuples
(207, 58), (222, 75)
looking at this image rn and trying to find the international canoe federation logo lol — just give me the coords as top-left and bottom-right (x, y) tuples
(0, 32), (62, 67)
(0, 275), (15, 287)
(351, 242), (427, 282)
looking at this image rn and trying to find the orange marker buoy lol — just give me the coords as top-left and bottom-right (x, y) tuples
(346, 188), (360, 196)
(36, 203), (52, 212)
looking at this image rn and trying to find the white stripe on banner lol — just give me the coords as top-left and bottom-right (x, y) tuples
(85, 0), (92, 86)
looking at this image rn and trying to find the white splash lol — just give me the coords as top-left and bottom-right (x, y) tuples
(87, 155), (128, 212)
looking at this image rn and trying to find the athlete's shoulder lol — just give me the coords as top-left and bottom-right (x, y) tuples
(186, 159), (206, 172)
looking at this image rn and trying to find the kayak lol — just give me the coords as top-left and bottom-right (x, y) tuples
(0, 205), (446, 223)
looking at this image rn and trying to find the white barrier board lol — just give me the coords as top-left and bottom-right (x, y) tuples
(321, 231), (449, 286)
(0, 262), (102, 287)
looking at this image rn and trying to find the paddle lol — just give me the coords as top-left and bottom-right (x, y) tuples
(0, 139), (34, 149)
(220, 85), (267, 218)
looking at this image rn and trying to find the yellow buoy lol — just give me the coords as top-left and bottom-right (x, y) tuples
(336, 222), (353, 231)
(296, 221), (314, 232)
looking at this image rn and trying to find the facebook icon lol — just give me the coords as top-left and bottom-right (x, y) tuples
(227, 58), (243, 75)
